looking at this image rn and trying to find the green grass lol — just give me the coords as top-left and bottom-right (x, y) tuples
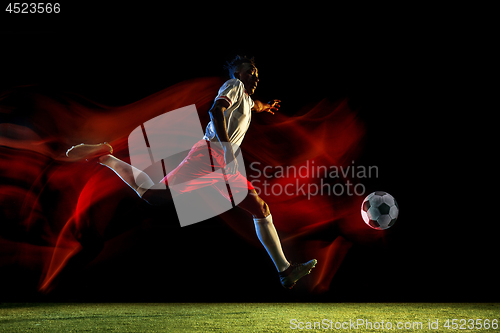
(0, 303), (499, 332)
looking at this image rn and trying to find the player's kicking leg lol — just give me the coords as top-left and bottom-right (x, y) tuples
(238, 190), (317, 289)
(66, 142), (174, 205)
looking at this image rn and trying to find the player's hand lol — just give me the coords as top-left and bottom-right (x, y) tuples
(224, 150), (239, 175)
(265, 99), (281, 115)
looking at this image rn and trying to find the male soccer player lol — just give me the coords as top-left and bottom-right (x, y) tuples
(67, 56), (317, 289)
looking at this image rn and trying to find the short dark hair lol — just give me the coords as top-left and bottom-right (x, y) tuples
(224, 55), (256, 79)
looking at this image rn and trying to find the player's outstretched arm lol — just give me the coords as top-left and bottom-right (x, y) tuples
(252, 99), (281, 115)
(208, 99), (238, 174)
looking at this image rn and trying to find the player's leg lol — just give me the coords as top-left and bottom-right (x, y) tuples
(98, 154), (154, 197)
(238, 190), (290, 271)
(237, 190), (317, 288)
(98, 154), (178, 205)
(66, 143), (174, 205)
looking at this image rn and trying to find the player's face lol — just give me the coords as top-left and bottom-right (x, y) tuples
(238, 64), (259, 95)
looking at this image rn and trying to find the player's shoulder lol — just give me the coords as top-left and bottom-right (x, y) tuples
(221, 78), (244, 89)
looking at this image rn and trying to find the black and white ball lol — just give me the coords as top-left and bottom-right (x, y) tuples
(361, 191), (399, 230)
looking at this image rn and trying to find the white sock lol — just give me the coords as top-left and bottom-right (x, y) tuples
(253, 214), (291, 272)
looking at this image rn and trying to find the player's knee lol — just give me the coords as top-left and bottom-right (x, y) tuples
(239, 190), (270, 218)
(255, 198), (270, 218)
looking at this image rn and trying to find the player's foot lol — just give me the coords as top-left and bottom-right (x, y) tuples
(66, 142), (113, 161)
(279, 259), (317, 289)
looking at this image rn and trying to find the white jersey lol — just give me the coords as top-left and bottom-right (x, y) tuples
(203, 79), (254, 148)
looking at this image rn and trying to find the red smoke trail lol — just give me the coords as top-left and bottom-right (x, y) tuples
(0, 78), (223, 293)
(0, 78), (382, 295)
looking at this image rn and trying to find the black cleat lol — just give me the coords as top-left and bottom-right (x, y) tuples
(280, 259), (317, 289)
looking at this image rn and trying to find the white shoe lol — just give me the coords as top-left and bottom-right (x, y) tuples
(66, 142), (113, 161)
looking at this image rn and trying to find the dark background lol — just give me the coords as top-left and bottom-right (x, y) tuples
(0, 4), (495, 302)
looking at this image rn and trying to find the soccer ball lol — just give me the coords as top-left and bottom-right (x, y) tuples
(361, 191), (399, 230)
